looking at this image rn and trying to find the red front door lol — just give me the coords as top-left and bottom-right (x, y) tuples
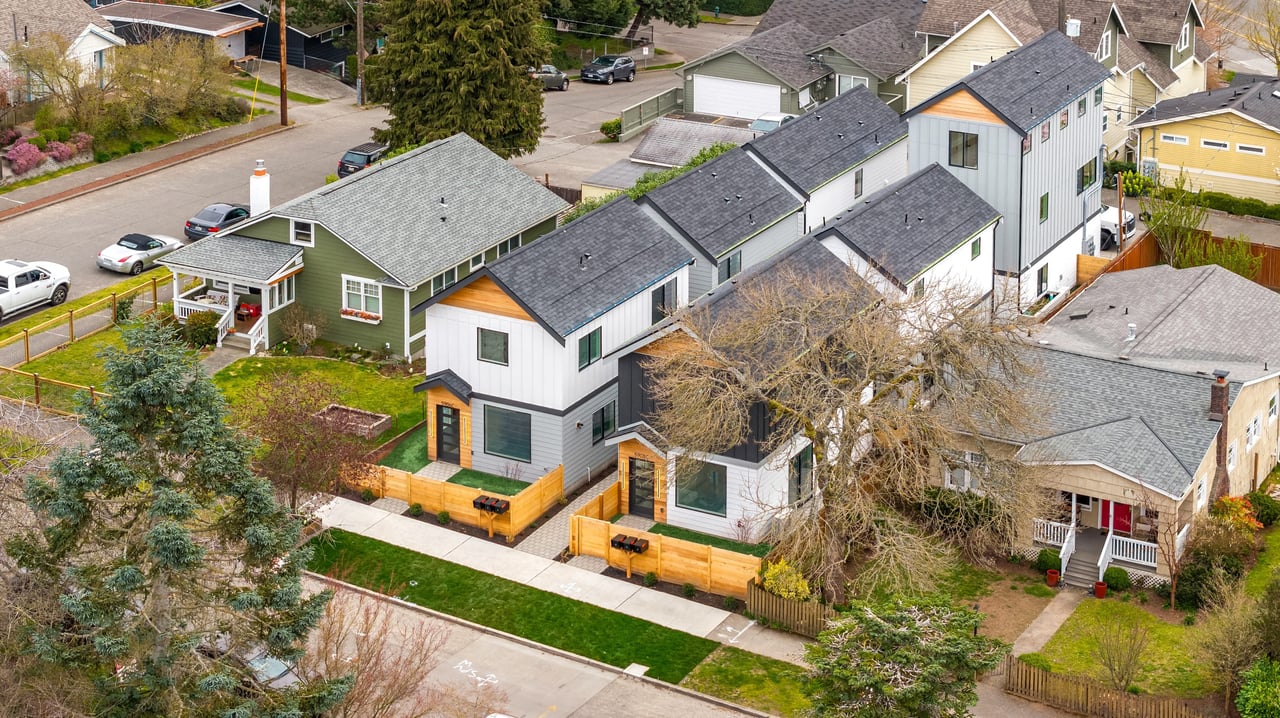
(1100, 500), (1133, 533)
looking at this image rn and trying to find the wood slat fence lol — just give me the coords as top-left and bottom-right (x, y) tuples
(567, 480), (761, 598)
(1003, 656), (1206, 718)
(358, 464), (564, 542)
(743, 579), (836, 638)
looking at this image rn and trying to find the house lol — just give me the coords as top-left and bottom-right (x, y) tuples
(580, 118), (755, 200)
(0, 0), (125, 103)
(413, 197), (693, 491)
(209, 0), (349, 74)
(904, 31), (1111, 308)
(900, 0), (1209, 159)
(1130, 77), (1280, 203)
(676, 0), (924, 118)
(158, 133), (567, 356)
(96, 1), (261, 58)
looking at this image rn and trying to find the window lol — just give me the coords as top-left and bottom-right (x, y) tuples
(1201, 139), (1229, 150)
(1022, 134), (1032, 154)
(1095, 86), (1104, 106)
(1196, 479), (1207, 508)
(676, 460), (727, 516)
(1097, 31), (1111, 61)
(342, 276), (381, 320)
(483, 405), (531, 462)
(1039, 193), (1049, 223)
(1037, 264), (1049, 296)
(1078, 97), (1087, 117)
(1077, 158), (1097, 193)
(1228, 441), (1238, 470)
(945, 451), (986, 492)
(948, 131), (978, 169)
(717, 251), (742, 283)
(1160, 133), (1188, 145)
(650, 278), (677, 324)
(269, 275), (295, 309)
(292, 220), (314, 246)
(1041, 120), (1051, 142)
(970, 237), (981, 260)
(1238, 144), (1266, 155)
(1270, 392), (1278, 420)
(854, 167), (864, 199)
(1177, 21), (1190, 52)
(477, 328), (508, 365)
(578, 327), (601, 369)
(789, 444), (813, 504)
(430, 267), (457, 295)
(591, 401), (616, 444)
(1247, 416), (1261, 449)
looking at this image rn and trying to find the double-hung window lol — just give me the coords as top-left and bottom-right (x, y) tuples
(948, 131), (978, 169)
(578, 327), (601, 369)
(342, 276), (381, 319)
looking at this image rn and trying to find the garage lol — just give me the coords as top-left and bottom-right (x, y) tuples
(692, 76), (781, 119)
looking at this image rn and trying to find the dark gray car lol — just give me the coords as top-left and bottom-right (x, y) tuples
(184, 203), (250, 240)
(580, 55), (635, 84)
(530, 64), (569, 91)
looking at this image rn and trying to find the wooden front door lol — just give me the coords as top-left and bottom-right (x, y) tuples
(628, 458), (655, 520)
(1101, 500), (1133, 533)
(436, 406), (460, 464)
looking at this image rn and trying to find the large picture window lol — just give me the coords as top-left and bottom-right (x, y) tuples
(948, 131), (978, 169)
(578, 327), (601, 370)
(477, 328), (508, 365)
(342, 276), (381, 320)
(483, 405), (531, 462)
(676, 460), (727, 516)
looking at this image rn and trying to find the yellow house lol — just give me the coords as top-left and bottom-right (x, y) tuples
(1131, 78), (1280, 203)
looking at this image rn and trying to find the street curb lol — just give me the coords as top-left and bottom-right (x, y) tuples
(0, 123), (294, 223)
(303, 570), (770, 717)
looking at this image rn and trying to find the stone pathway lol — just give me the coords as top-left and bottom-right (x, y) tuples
(518, 470), (619, 561)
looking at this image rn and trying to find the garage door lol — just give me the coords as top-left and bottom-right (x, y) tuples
(692, 75), (781, 119)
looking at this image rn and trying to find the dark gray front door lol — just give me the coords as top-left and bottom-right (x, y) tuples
(437, 406), (460, 464)
(629, 458), (655, 520)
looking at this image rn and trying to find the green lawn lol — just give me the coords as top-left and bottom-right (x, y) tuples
(213, 357), (423, 439)
(681, 646), (812, 716)
(447, 468), (529, 496)
(379, 425), (429, 472)
(231, 77), (327, 104)
(1246, 524), (1280, 597)
(1038, 599), (1212, 697)
(646, 523), (772, 558)
(308, 530), (718, 683)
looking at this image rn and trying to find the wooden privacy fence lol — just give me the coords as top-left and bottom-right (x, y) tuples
(1003, 656), (1206, 718)
(360, 464), (564, 542)
(744, 579), (836, 638)
(567, 480), (761, 599)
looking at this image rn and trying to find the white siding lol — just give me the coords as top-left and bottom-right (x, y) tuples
(470, 398), (562, 478)
(806, 139), (910, 231)
(425, 304), (565, 409)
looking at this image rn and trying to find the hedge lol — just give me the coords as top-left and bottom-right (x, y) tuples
(699, 0), (773, 15)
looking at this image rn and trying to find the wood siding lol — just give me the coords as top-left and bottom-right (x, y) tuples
(904, 16), (1019, 109)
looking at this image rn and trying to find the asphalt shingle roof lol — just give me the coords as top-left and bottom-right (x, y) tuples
(818, 163), (999, 286)
(267, 133), (568, 288)
(159, 234), (301, 281)
(481, 197), (692, 338)
(1133, 77), (1280, 130)
(632, 118), (756, 168)
(643, 148), (802, 259)
(98, 1), (259, 35)
(747, 84), (908, 195)
(0, 0), (114, 43)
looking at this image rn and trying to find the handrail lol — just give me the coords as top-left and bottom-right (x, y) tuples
(1059, 521), (1076, 575)
(1097, 528), (1115, 582)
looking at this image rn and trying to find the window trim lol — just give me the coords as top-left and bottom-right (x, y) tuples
(483, 405), (532, 463)
(477, 327), (509, 366)
(948, 130), (979, 170)
(291, 219), (314, 247)
(340, 274), (382, 323)
(577, 327), (602, 370)
(1201, 138), (1229, 150)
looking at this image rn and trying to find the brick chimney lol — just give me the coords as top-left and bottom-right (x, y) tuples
(1209, 369), (1230, 500)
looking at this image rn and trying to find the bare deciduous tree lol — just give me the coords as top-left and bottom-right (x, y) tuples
(1093, 621), (1150, 691)
(644, 262), (1051, 601)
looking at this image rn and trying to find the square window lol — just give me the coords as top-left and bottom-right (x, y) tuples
(591, 401), (616, 444)
(483, 405), (531, 463)
(948, 131), (978, 169)
(717, 251), (742, 283)
(292, 220), (314, 246)
(1039, 193), (1049, 223)
(970, 237), (981, 260)
(578, 327), (601, 370)
(477, 328), (508, 365)
(676, 459), (727, 516)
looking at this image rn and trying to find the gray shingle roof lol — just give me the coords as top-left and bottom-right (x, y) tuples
(477, 197), (692, 338)
(0, 0), (115, 43)
(907, 31), (1112, 133)
(583, 159), (655, 192)
(822, 17), (923, 79)
(158, 234), (301, 281)
(1040, 264), (1280, 380)
(756, 0), (925, 45)
(746, 84), (908, 195)
(1132, 77), (1280, 130)
(642, 148), (802, 259)
(265, 133), (568, 288)
(818, 163), (999, 287)
(98, 1), (259, 35)
(1118, 35), (1180, 90)
(632, 118), (755, 168)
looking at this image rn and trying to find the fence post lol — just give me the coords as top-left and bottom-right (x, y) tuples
(32, 372), (40, 406)
(68, 309), (75, 342)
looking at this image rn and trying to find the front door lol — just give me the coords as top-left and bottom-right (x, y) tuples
(628, 458), (655, 520)
(436, 406), (460, 464)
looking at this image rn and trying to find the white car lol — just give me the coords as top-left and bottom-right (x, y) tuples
(1099, 204), (1137, 250)
(0, 259), (70, 322)
(96, 233), (184, 275)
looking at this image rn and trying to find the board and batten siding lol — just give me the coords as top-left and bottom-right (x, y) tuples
(469, 398), (562, 479)
(903, 16), (1019, 110)
(805, 139), (910, 231)
(683, 54), (799, 115)
(1142, 116), (1280, 203)
(560, 384), (623, 491)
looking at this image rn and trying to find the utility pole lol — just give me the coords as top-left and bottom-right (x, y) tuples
(279, 0), (289, 126)
(356, 0), (365, 106)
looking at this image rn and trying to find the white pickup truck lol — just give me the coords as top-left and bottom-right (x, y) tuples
(0, 259), (71, 322)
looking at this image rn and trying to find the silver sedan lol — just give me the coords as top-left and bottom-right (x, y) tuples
(96, 233), (184, 275)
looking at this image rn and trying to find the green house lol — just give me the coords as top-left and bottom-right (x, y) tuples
(159, 133), (568, 357)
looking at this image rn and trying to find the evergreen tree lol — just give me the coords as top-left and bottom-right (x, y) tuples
(368, 0), (546, 158)
(7, 320), (350, 717)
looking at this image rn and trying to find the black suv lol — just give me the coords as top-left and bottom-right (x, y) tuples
(580, 55), (635, 84)
(337, 142), (389, 178)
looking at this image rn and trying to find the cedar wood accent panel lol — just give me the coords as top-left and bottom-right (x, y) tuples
(439, 276), (533, 321)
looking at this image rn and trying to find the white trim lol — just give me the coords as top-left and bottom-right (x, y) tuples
(896, 9), (1022, 83)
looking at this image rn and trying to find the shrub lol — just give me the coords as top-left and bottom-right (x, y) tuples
(1246, 491), (1280, 527)
(436, 510), (451, 525)
(682, 582), (697, 598)
(1034, 548), (1061, 573)
(1103, 566), (1131, 592)
(408, 503), (424, 517)
(4, 141), (46, 175)
(643, 571), (658, 587)
(722, 596), (740, 611)
(1019, 653), (1052, 671)
(761, 558), (811, 601)
(71, 132), (93, 154)
(1237, 659), (1280, 718)
(1212, 496), (1264, 532)
(0, 126), (20, 147)
(359, 488), (376, 503)
(183, 309), (219, 348)
(45, 141), (75, 163)
(599, 118), (622, 141)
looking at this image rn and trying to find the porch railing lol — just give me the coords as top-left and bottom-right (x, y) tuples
(1033, 518), (1071, 546)
(1097, 528), (1115, 582)
(1111, 534), (1158, 568)
(246, 317), (267, 355)
(1175, 523), (1191, 561)
(1059, 521), (1077, 575)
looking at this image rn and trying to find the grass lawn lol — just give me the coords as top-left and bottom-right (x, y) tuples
(379, 425), (429, 472)
(213, 357), (423, 439)
(308, 530), (718, 683)
(681, 646), (812, 716)
(1246, 524), (1280, 597)
(646, 523), (771, 558)
(447, 468), (530, 496)
(1038, 599), (1212, 697)
(231, 77), (327, 104)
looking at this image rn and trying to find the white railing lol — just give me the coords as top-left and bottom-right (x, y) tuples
(246, 317), (267, 355)
(1110, 534), (1158, 568)
(1097, 528), (1115, 582)
(1175, 523), (1191, 561)
(1033, 518), (1071, 547)
(1059, 522), (1077, 575)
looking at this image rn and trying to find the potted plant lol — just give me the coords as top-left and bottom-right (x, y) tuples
(1094, 580), (1107, 599)
(1046, 569), (1060, 587)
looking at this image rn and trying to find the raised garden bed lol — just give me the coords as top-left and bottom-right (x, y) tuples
(316, 403), (391, 439)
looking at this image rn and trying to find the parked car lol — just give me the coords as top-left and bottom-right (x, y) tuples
(184, 203), (250, 240)
(0, 259), (70, 322)
(529, 64), (569, 91)
(97, 233), (183, 275)
(748, 112), (797, 133)
(337, 142), (389, 178)
(1099, 204), (1137, 250)
(580, 55), (635, 84)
